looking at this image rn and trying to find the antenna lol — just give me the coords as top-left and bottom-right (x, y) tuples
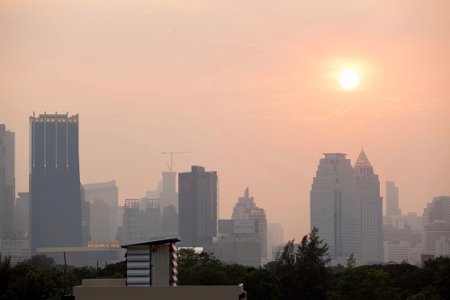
(161, 151), (191, 172)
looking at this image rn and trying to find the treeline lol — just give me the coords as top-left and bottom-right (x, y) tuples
(1, 230), (450, 299)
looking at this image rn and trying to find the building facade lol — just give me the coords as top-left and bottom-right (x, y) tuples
(232, 188), (268, 264)
(30, 113), (82, 254)
(386, 181), (401, 216)
(83, 180), (119, 242)
(178, 166), (217, 247)
(354, 150), (383, 264)
(0, 124), (15, 239)
(14, 192), (29, 238)
(423, 196), (450, 256)
(310, 153), (361, 265)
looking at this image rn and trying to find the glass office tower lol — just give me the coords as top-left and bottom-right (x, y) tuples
(30, 113), (82, 254)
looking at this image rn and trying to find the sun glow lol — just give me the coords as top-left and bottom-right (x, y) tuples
(339, 69), (360, 90)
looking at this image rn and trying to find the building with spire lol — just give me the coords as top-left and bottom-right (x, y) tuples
(231, 188), (268, 264)
(354, 150), (383, 264)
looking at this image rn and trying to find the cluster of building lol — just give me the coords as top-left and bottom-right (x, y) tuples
(1, 114), (449, 269)
(310, 151), (450, 266)
(0, 114), (283, 268)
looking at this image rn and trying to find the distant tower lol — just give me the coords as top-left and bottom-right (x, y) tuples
(30, 113), (82, 254)
(386, 181), (401, 216)
(422, 196), (450, 256)
(0, 124), (15, 239)
(160, 171), (178, 211)
(310, 153), (361, 265)
(354, 150), (383, 264)
(232, 188), (268, 265)
(178, 166), (217, 247)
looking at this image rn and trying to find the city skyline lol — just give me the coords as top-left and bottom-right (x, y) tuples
(1, 0), (449, 241)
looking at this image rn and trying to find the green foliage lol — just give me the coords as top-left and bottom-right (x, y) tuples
(271, 228), (332, 300)
(329, 266), (400, 300)
(1, 247), (450, 300)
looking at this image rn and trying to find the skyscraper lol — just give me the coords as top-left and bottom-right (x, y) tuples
(0, 124), (15, 239)
(30, 113), (82, 254)
(160, 171), (178, 211)
(178, 166), (217, 247)
(386, 181), (401, 216)
(354, 150), (383, 264)
(232, 188), (268, 264)
(83, 180), (119, 242)
(310, 153), (361, 265)
(422, 196), (450, 256)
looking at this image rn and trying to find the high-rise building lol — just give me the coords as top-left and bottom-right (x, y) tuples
(0, 124), (15, 239)
(14, 192), (29, 238)
(30, 113), (82, 254)
(386, 181), (401, 216)
(354, 150), (383, 264)
(422, 196), (450, 256)
(178, 166), (217, 247)
(310, 153), (361, 265)
(268, 223), (284, 261)
(161, 204), (178, 237)
(232, 188), (268, 264)
(83, 180), (119, 242)
(117, 198), (162, 245)
(160, 171), (178, 211)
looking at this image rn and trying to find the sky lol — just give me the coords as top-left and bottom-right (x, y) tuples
(1, 0), (449, 242)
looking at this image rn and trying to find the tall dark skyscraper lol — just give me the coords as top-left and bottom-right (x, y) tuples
(0, 124), (15, 239)
(178, 166), (217, 247)
(30, 113), (82, 254)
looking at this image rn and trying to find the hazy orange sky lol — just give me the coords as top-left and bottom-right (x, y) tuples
(1, 0), (449, 241)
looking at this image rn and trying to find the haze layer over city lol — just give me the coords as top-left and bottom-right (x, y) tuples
(1, 0), (449, 242)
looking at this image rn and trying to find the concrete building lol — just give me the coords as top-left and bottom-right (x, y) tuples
(161, 205), (178, 237)
(384, 241), (409, 263)
(310, 153), (361, 265)
(0, 238), (30, 265)
(160, 171), (178, 211)
(83, 180), (119, 242)
(30, 113), (82, 254)
(0, 124), (15, 239)
(354, 150), (383, 264)
(117, 198), (162, 245)
(218, 219), (235, 236)
(214, 235), (261, 267)
(268, 223), (284, 261)
(386, 181), (401, 216)
(232, 188), (268, 264)
(422, 196), (450, 256)
(178, 166), (217, 248)
(74, 281), (246, 300)
(14, 192), (29, 238)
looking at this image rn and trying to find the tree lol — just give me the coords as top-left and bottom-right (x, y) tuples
(329, 266), (400, 300)
(271, 228), (332, 300)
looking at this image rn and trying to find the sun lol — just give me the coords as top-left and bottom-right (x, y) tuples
(339, 69), (360, 90)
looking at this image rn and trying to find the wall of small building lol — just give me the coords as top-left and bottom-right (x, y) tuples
(74, 280), (246, 300)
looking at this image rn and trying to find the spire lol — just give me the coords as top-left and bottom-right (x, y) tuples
(354, 149), (373, 169)
(244, 187), (249, 198)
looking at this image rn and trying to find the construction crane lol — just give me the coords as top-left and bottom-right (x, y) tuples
(161, 151), (191, 172)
